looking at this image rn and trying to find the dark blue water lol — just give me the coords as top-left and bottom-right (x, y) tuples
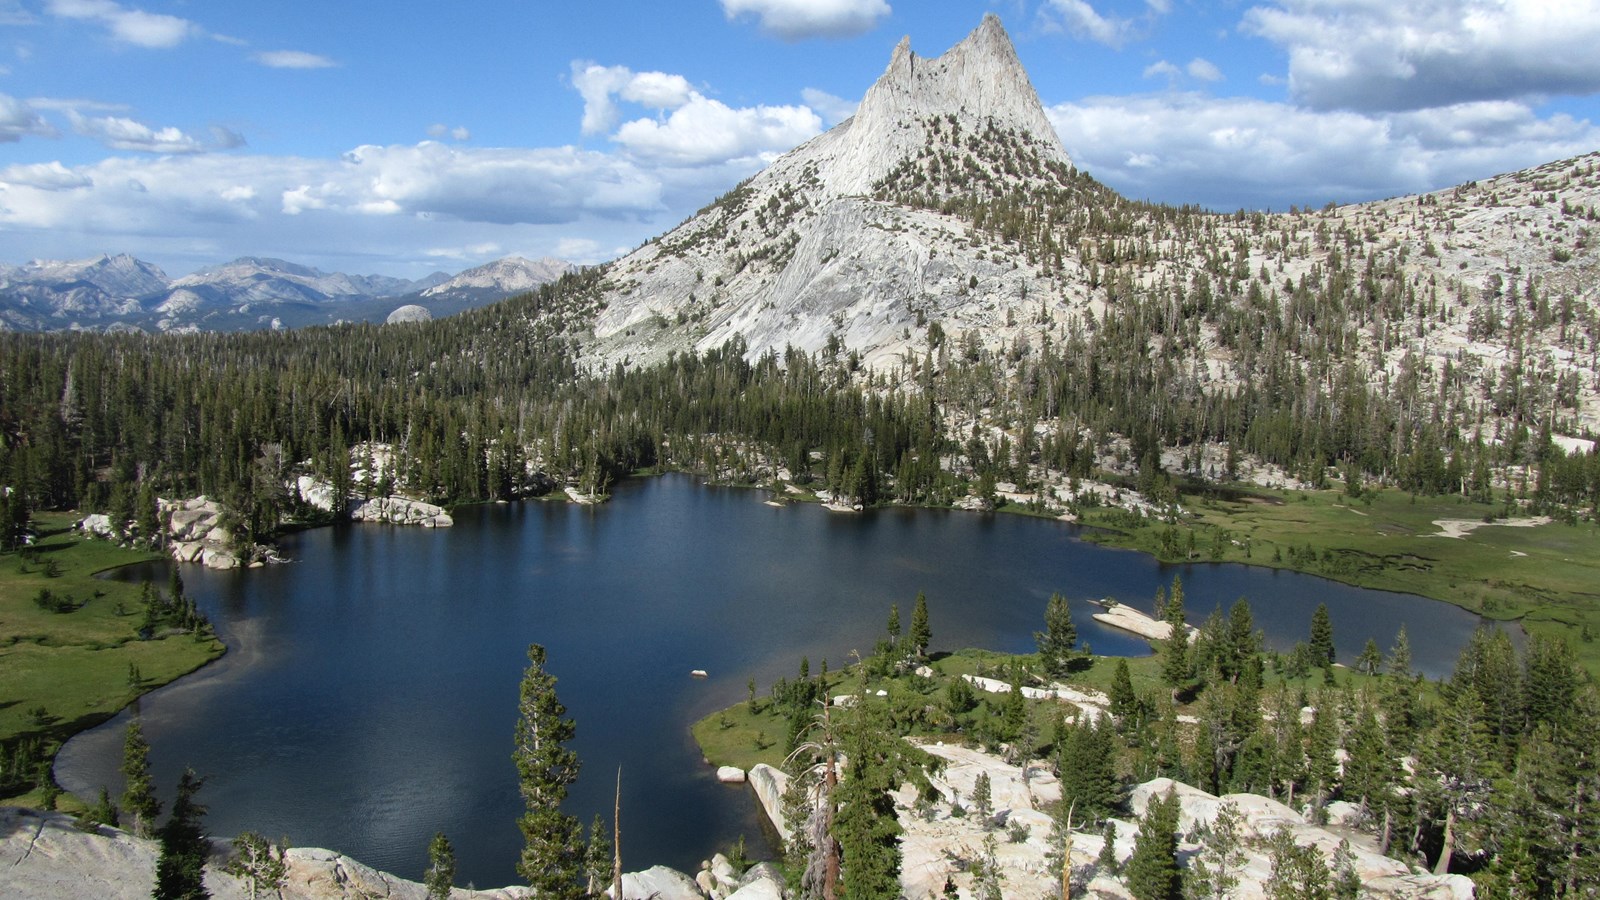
(58, 475), (1500, 888)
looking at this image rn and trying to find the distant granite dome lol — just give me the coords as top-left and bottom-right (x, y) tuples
(385, 304), (432, 325)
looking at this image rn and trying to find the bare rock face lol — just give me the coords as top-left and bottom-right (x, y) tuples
(0, 807), (538, 900)
(605, 865), (704, 900)
(589, 14), (1081, 371)
(821, 13), (1067, 198)
(385, 303), (433, 325)
(745, 763), (792, 841)
(346, 495), (453, 528)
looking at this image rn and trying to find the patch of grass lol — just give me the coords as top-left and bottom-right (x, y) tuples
(1081, 488), (1600, 675)
(691, 699), (790, 773)
(1, 512), (224, 799)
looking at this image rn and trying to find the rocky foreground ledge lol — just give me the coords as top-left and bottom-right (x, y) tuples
(743, 744), (1472, 900)
(0, 807), (781, 900)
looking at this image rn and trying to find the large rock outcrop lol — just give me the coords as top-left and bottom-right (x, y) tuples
(749, 741), (1472, 900)
(0, 807), (783, 900)
(588, 14), (1084, 371)
(0, 807), (532, 900)
(76, 495), (269, 570)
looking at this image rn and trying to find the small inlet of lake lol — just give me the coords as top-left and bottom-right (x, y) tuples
(58, 474), (1507, 888)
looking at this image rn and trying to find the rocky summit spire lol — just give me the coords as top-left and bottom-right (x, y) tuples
(814, 12), (1070, 196)
(589, 14), (1084, 368)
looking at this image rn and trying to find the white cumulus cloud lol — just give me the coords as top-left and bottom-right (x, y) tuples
(720, 0), (890, 40)
(1244, 0), (1600, 111)
(621, 71), (695, 109)
(1187, 58), (1224, 82)
(0, 160), (92, 190)
(613, 95), (821, 166)
(571, 61), (824, 165)
(69, 111), (208, 153)
(1042, 0), (1142, 48)
(46, 0), (201, 49)
(1143, 60), (1180, 81)
(572, 62), (697, 136)
(1047, 91), (1600, 210)
(252, 49), (338, 69)
(0, 93), (58, 142)
(801, 87), (859, 126)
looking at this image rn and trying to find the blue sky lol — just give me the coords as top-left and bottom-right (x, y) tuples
(3, 0), (1599, 278)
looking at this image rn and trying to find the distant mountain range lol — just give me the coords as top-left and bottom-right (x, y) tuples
(0, 254), (575, 333)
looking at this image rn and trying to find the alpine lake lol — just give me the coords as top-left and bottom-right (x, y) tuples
(57, 474), (1508, 888)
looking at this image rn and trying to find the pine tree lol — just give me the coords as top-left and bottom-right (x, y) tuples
(909, 591), (932, 660)
(512, 644), (586, 898)
(1304, 700), (1338, 812)
(424, 832), (456, 900)
(154, 768), (209, 900)
(1187, 800), (1244, 899)
(226, 832), (288, 900)
(1158, 580), (1190, 694)
(886, 603), (901, 649)
(1263, 827), (1330, 900)
(1308, 603), (1335, 669)
(972, 771), (993, 822)
(1108, 658), (1140, 722)
(833, 693), (917, 900)
(1035, 592), (1079, 678)
(77, 786), (119, 831)
(1356, 638), (1382, 677)
(1387, 625), (1412, 679)
(1124, 788), (1181, 900)
(1057, 716), (1120, 823)
(1095, 820), (1119, 875)
(120, 718), (160, 838)
(1520, 634), (1579, 732)
(584, 814), (612, 897)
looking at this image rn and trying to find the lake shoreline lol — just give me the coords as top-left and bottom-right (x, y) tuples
(46, 475), (1527, 887)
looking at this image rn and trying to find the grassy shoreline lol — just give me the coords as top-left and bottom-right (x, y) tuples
(1065, 485), (1600, 674)
(690, 647), (1395, 773)
(1, 511), (225, 807)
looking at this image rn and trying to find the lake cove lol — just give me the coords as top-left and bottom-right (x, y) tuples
(57, 474), (1508, 889)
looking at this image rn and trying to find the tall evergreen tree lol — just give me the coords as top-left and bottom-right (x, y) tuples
(1107, 658), (1140, 723)
(1158, 579), (1190, 695)
(154, 767), (209, 900)
(120, 718), (160, 838)
(1387, 625), (1412, 679)
(833, 693), (921, 900)
(1124, 788), (1181, 900)
(512, 643), (586, 899)
(1057, 716), (1120, 823)
(1034, 592), (1079, 678)
(908, 591), (932, 660)
(424, 833), (456, 900)
(1308, 603), (1335, 669)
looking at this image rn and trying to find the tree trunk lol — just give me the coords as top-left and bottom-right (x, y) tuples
(1433, 807), (1455, 876)
(823, 748), (839, 900)
(1061, 800), (1075, 900)
(613, 769), (623, 900)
